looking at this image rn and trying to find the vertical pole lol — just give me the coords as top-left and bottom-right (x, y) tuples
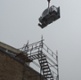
(40, 66), (41, 80)
(38, 49), (42, 80)
(38, 48), (41, 80)
(56, 50), (59, 80)
(41, 35), (43, 50)
(40, 36), (43, 80)
(41, 35), (43, 44)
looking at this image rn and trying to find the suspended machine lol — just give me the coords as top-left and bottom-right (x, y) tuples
(38, 0), (60, 28)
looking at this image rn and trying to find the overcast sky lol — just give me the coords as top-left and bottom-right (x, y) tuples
(0, 0), (81, 80)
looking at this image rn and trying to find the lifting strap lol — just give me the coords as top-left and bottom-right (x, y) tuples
(47, 0), (51, 2)
(47, 0), (51, 13)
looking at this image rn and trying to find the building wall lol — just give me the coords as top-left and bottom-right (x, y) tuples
(0, 50), (41, 80)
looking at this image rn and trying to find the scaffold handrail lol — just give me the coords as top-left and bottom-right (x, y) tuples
(28, 51), (57, 67)
(27, 39), (44, 47)
(43, 43), (56, 56)
(19, 39), (59, 80)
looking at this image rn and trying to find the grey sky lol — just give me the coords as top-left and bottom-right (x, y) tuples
(0, 0), (81, 80)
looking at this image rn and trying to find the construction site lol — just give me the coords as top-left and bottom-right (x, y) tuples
(0, 0), (60, 80)
(1, 0), (81, 80)
(0, 38), (59, 80)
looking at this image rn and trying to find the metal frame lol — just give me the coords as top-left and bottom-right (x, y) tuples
(20, 38), (59, 80)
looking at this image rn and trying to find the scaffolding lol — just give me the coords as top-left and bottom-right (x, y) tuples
(20, 38), (59, 80)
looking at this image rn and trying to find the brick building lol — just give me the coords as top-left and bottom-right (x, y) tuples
(0, 42), (41, 80)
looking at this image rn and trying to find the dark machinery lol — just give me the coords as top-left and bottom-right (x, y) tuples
(38, 0), (60, 28)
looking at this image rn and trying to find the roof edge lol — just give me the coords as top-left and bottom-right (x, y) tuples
(0, 42), (21, 54)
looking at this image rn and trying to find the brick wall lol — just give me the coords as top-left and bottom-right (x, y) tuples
(0, 51), (41, 80)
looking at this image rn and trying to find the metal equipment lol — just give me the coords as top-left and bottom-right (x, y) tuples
(20, 38), (59, 80)
(38, 0), (60, 28)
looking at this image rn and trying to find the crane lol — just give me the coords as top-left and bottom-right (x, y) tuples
(38, 0), (60, 28)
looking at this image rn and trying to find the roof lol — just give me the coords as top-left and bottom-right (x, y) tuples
(0, 42), (21, 54)
(0, 41), (32, 63)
